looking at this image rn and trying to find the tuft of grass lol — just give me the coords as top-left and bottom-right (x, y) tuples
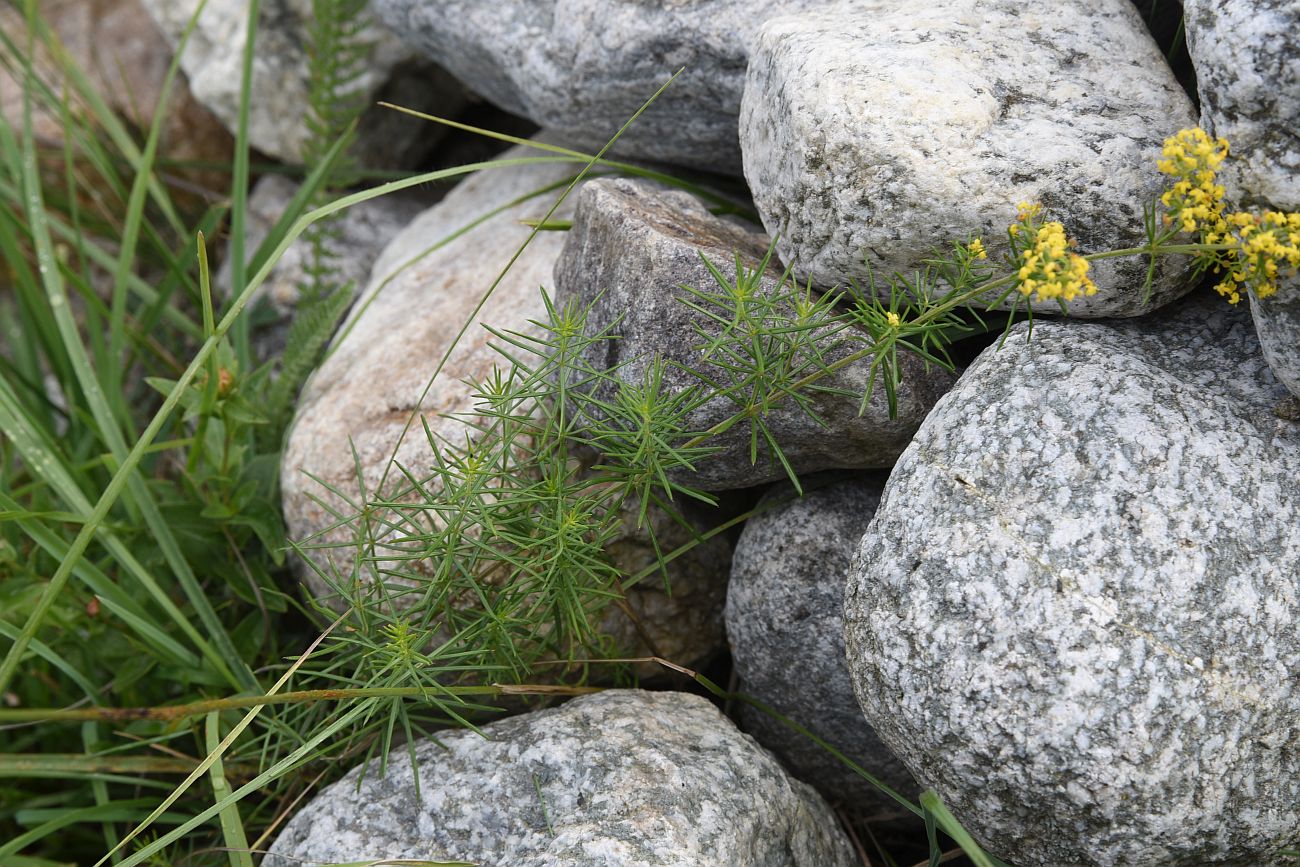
(0, 0), (373, 859)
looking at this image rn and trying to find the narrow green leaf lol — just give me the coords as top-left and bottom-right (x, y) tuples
(206, 713), (256, 867)
(0, 800), (157, 860)
(228, 0), (261, 368)
(919, 791), (1000, 867)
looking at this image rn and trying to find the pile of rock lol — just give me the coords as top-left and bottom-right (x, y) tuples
(128, 0), (1297, 862)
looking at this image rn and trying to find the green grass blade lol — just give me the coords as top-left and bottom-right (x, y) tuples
(0, 800), (158, 860)
(244, 121), (354, 282)
(108, 701), (371, 867)
(0, 619), (98, 699)
(0, 177), (203, 338)
(205, 713), (255, 867)
(104, 0), (207, 401)
(0, 388), (205, 669)
(228, 0), (261, 369)
(919, 791), (1002, 867)
(82, 724), (123, 865)
(324, 176), (577, 365)
(3, 7), (191, 237)
(378, 101), (754, 221)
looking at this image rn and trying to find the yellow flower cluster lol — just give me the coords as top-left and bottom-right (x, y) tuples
(1215, 211), (1300, 302)
(967, 238), (987, 260)
(1009, 203), (1098, 303)
(1158, 127), (1230, 235)
(1157, 127), (1300, 303)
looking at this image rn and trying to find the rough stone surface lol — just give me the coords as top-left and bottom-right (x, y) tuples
(725, 475), (917, 818)
(1183, 0), (1300, 401)
(281, 144), (733, 666)
(372, 0), (834, 175)
(554, 178), (956, 490)
(1183, 0), (1300, 212)
(140, 0), (464, 165)
(220, 174), (434, 361)
(740, 0), (1198, 317)
(1250, 280), (1300, 400)
(265, 690), (858, 867)
(0, 0), (233, 190)
(843, 292), (1300, 866)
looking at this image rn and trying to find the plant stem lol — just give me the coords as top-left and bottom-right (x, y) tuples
(0, 753), (260, 777)
(0, 683), (604, 724)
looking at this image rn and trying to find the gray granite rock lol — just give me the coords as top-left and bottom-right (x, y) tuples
(141, 0), (464, 165)
(219, 174), (434, 362)
(281, 144), (733, 666)
(265, 690), (858, 867)
(725, 475), (918, 821)
(740, 0), (1198, 317)
(554, 178), (956, 490)
(1250, 286), (1300, 400)
(1183, 0), (1300, 212)
(843, 292), (1300, 866)
(372, 0), (835, 174)
(1182, 0), (1300, 401)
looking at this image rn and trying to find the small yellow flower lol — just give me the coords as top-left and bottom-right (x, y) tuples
(967, 238), (987, 260)
(1016, 201), (1042, 223)
(1012, 220), (1098, 304)
(885, 311), (902, 328)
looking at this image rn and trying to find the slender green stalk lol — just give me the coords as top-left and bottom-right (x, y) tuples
(228, 0), (260, 368)
(0, 754), (259, 777)
(206, 713), (256, 867)
(0, 684), (603, 724)
(379, 102), (756, 221)
(921, 792), (1007, 867)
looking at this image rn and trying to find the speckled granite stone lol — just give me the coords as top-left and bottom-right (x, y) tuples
(553, 178), (956, 490)
(281, 143), (733, 666)
(265, 690), (858, 867)
(1182, 0), (1300, 400)
(1250, 285), (1300, 400)
(141, 0), (463, 165)
(725, 475), (918, 818)
(740, 0), (1198, 317)
(843, 293), (1300, 866)
(371, 0), (837, 174)
(1183, 0), (1299, 212)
